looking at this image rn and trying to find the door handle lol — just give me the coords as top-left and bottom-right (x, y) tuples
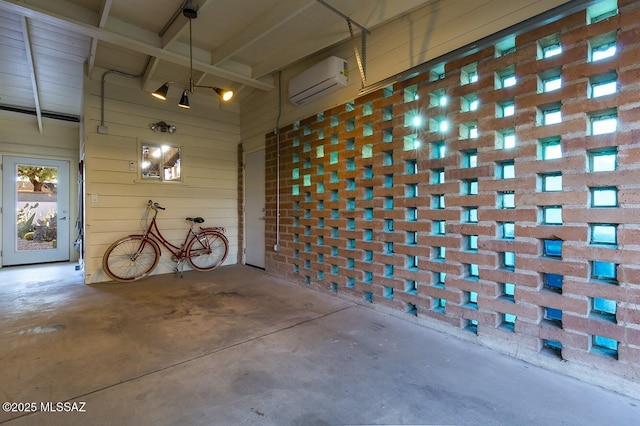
(59, 217), (67, 221)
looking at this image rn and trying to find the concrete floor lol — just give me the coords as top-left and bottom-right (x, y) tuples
(0, 264), (638, 426)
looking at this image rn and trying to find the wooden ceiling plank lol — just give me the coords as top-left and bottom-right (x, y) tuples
(210, 0), (316, 66)
(0, 0), (274, 90)
(98, 0), (111, 28)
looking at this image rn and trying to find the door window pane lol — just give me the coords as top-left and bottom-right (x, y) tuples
(16, 165), (59, 251)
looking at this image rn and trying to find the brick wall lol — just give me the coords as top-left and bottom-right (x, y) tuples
(237, 143), (244, 263)
(265, 0), (640, 388)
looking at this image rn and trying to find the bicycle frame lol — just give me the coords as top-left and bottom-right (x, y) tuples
(133, 204), (219, 264)
(103, 200), (229, 281)
(142, 213), (194, 260)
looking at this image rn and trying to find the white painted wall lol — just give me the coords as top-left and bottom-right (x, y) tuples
(83, 68), (240, 283)
(0, 111), (80, 267)
(240, 0), (570, 150)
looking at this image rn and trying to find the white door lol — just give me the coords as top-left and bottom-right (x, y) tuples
(2, 156), (70, 266)
(245, 149), (265, 268)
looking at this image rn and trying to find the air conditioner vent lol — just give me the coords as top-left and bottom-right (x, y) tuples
(288, 56), (348, 106)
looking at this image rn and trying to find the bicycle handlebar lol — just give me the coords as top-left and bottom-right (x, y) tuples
(148, 199), (166, 210)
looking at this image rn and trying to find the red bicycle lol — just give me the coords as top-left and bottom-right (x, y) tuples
(102, 200), (228, 281)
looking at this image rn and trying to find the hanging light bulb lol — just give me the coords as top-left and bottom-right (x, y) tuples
(151, 82), (171, 100)
(178, 90), (190, 109)
(214, 87), (234, 101)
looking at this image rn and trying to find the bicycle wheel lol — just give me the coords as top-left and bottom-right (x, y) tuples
(186, 230), (229, 271)
(103, 236), (160, 282)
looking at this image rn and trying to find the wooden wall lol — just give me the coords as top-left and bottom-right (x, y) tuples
(82, 69), (241, 283)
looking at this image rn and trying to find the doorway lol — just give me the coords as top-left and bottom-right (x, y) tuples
(244, 149), (265, 268)
(2, 156), (70, 266)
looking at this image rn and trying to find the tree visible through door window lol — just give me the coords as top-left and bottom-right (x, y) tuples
(16, 165), (58, 251)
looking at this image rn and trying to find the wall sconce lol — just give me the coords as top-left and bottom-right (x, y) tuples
(150, 121), (176, 133)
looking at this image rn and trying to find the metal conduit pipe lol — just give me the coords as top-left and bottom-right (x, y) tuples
(274, 71), (282, 252)
(99, 57), (152, 133)
(100, 0), (184, 132)
(159, 0), (189, 37)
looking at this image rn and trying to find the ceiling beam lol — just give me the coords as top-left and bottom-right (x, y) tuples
(20, 16), (43, 133)
(0, 0), (274, 91)
(160, 14), (188, 48)
(141, 56), (161, 93)
(210, 0), (316, 66)
(148, 0), (217, 94)
(87, 0), (112, 75)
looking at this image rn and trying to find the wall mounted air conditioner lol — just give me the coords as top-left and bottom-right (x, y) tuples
(288, 56), (348, 106)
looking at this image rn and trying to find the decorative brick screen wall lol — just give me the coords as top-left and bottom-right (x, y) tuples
(265, 1), (640, 384)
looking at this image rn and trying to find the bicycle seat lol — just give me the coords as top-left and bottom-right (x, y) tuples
(186, 217), (205, 224)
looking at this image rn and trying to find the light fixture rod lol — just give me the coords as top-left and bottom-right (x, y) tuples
(152, 4), (233, 106)
(316, 0), (370, 34)
(193, 84), (215, 90)
(188, 15), (194, 92)
(184, 11), (232, 100)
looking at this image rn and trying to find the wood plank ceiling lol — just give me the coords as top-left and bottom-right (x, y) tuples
(0, 0), (430, 127)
